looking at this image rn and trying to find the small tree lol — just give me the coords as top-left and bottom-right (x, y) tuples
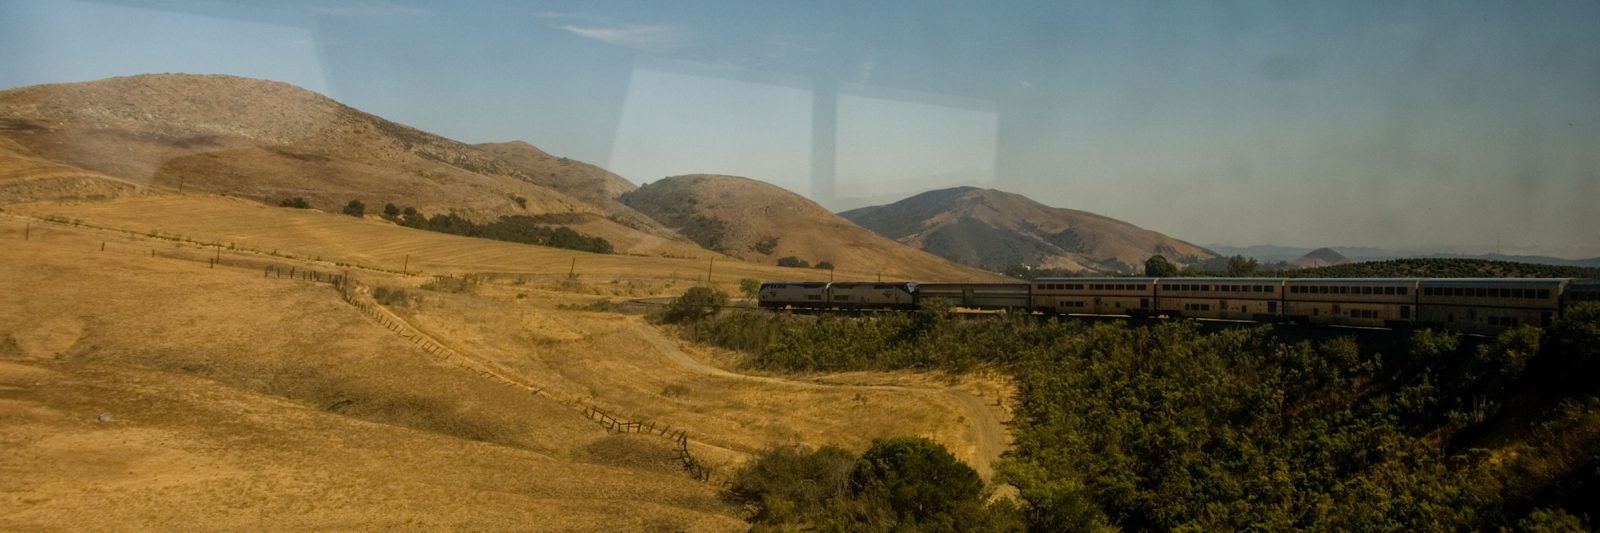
(1225, 255), (1259, 277)
(278, 197), (311, 209)
(383, 203), (400, 218)
(342, 199), (366, 217)
(661, 286), (729, 323)
(815, 261), (835, 270)
(1145, 254), (1178, 277)
(778, 256), (810, 268)
(754, 236), (779, 255)
(851, 436), (984, 524)
(740, 278), (762, 300)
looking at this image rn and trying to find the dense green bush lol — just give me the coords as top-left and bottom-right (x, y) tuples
(739, 278), (761, 300)
(729, 439), (1019, 532)
(728, 444), (855, 524)
(851, 437), (985, 525)
(342, 199), (365, 217)
(381, 205), (613, 254)
(777, 256), (811, 268)
(680, 305), (1600, 531)
(278, 197), (311, 209)
(658, 287), (728, 324)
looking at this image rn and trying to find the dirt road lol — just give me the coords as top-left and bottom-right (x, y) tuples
(629, 320), (1009, 480)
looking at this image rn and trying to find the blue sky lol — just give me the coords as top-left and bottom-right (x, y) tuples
(2, 0), (1597, 256)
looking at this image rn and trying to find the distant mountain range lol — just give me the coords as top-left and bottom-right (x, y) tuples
(33, 74), (1572, 281)
(1209, 244), (1600, 269)
(619, 174), (1003, 281)
(840, 187), (1215, 274)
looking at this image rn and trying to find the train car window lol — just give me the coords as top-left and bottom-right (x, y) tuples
(1539, 289), (1551, 299)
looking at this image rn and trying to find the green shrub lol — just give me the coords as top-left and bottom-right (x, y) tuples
(342, 199), (365, 217)
(371, 286), (415, 307)
(659, 287), (728, 323)
(729, 444), (856, 524)
(753, 236), (779, 255)
(851, 436), (984, 525)
(278, 197), (311, 209)
(777, 256), (810, 268)
(740, 278), (761, 300)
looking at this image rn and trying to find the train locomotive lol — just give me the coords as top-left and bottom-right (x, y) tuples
(759, 277), (1600, 335)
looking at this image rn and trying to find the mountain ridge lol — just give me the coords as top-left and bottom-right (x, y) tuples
(620, 175), (1007, 282)
(0, 73), (708, 257)
(840, 186), (1215, 274)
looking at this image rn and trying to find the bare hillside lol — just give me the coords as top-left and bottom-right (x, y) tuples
(840, 187), (1216, 273)
(0, 74), (709, 258)
(620, 174), (1007, 282)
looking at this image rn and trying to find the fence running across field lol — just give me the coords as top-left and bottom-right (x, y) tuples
(336, 276), (725, 485)
(12, 214), (727, 485)
(581, 406), (719, 483)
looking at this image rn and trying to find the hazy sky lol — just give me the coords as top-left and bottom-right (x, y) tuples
(2, 0), (1597, 256)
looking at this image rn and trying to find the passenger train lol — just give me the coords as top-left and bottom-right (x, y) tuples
(759, 278), (1600, 335)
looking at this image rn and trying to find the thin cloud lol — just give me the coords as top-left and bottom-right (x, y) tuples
(531, 11), (583, 20)
(306, 1), (430, 17)
(559, 24), (691, 52)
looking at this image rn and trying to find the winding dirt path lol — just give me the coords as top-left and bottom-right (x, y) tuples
(629, 320), (1009, 480)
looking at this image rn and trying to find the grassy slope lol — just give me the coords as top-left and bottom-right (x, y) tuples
(0, 205), (1007, 528)
(11, 195), (1004, 290)
(0, 219), (741, 530)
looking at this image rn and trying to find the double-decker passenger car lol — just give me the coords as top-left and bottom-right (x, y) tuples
(1284, 278), (1420, 328)
(1032, 278), (1156, 316)
(1156, 278), (1284, 321)
(917, 283), (1031, 310)
(1417, 278), (1565, 334)
(1564, 280), (1600, 306)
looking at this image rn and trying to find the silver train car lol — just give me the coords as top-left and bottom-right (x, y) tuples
(759, 277), (1596, 334)
(758, 281), (917, 310)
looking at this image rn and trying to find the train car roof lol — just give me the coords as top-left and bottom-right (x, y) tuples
(1417, 278), (1569, 285)
(917, 282), (1030, 288)
(760, 281), (828, 287)
(1283, 278), (1423, 284)
(828, 281), (917, 287)
(1156, 277), (1289, 283)
(1034, 277), (1158, 282)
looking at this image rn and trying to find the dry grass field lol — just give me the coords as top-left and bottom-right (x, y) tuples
(11, 195), (1007, 292)
(0, 203), (1014, 529)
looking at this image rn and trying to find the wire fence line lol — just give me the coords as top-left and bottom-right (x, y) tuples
(14, 217), (731, 486)
(338, 276), (727, 486)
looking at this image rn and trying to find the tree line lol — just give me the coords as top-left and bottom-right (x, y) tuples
(278, 197), (613, 254)
(661, 289), (1600, 531)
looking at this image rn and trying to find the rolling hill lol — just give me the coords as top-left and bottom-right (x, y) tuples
(0, 74), (709, 258)
(1292, 247), (1353, 268)
(619, 175), (1007, 282)
(839, 186), (1215, 274)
